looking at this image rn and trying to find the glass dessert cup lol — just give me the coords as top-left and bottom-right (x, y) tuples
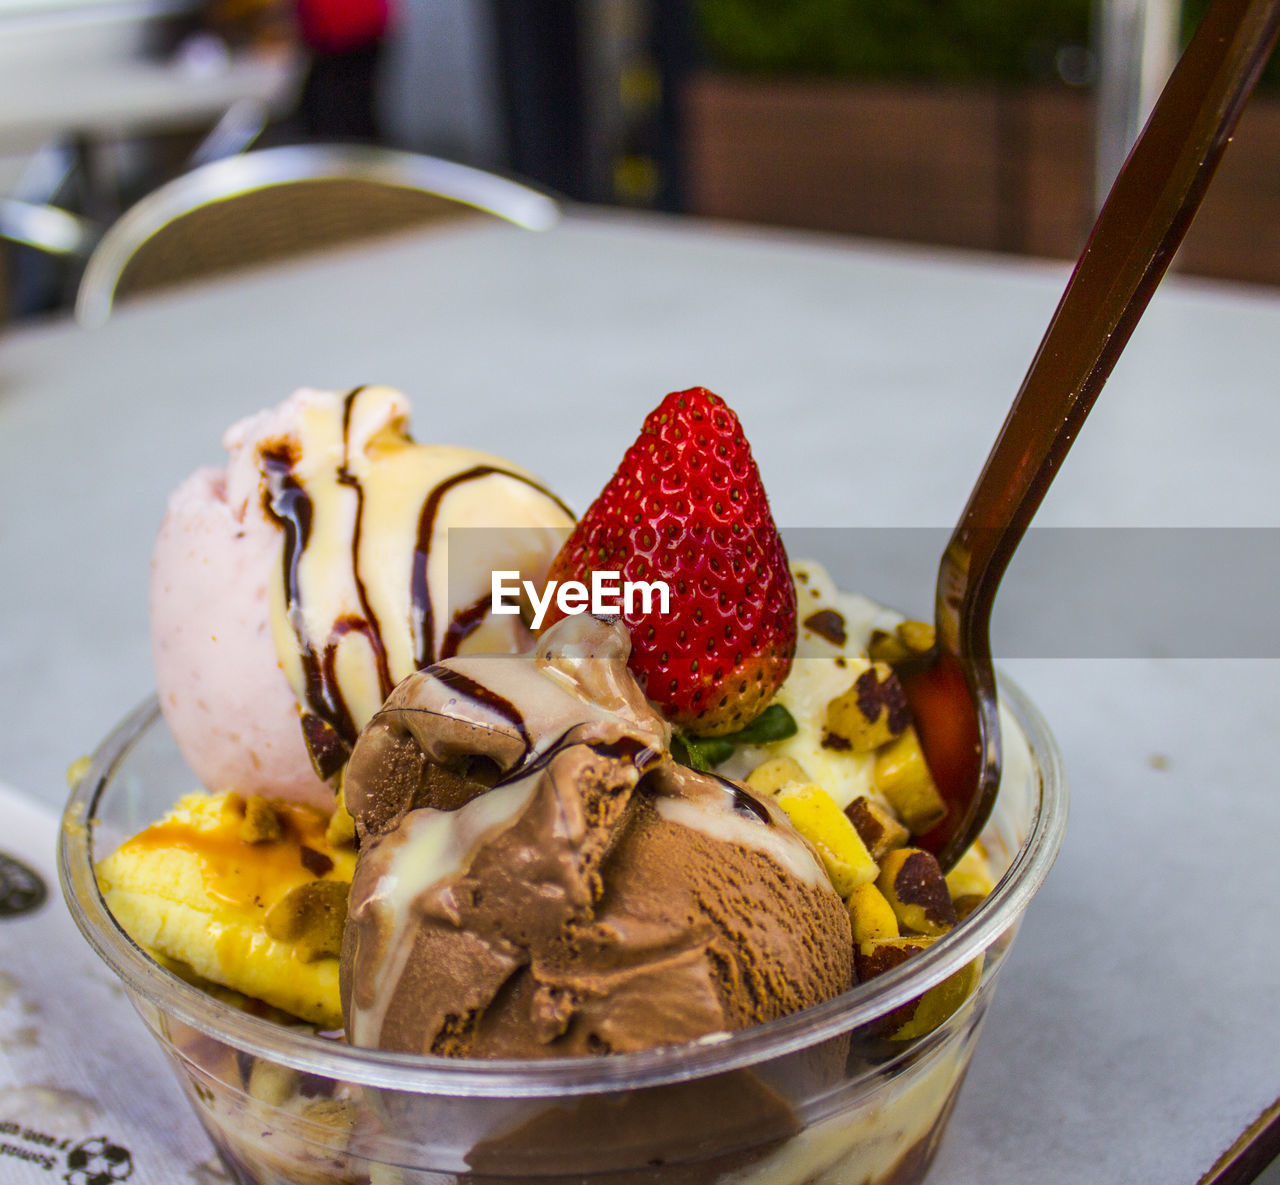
(60, 677), (1065, 1185)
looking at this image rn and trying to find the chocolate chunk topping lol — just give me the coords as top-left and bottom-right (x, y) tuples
(891, 851), (958, 929)
(803, 608), (847, 647)
(301, 713), (350, 781)
(854, 939), (932, 982)
(854, 667), (911, 735)
(820, 731), (852, 751)
(845, 798), (886, 850)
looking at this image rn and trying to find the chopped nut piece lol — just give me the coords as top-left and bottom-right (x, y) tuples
(239, 795), (282, 844)
(299, 845), (334, 877)
(890, 956), (984, 1041)
(263, 881), (349, 962)
(869, 621), (936, 666)
(825, 663), (911, 752)
(855, 935), (934, 981)
(845, 795), (910, 861)
(745, 756), (810, 797)
(877, 848), (957, 936)
(300, 1098), (358, 1131)
(873, 726), (947, 833)
(247, 1060), (300, 1106)
(847, 882), (899, 942)
(773, 782), (879, 896)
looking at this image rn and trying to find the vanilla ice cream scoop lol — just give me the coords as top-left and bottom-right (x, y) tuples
(151, 387), (574, 805)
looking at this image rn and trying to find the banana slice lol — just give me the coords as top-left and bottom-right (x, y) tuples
(97, 791), (354, 1026)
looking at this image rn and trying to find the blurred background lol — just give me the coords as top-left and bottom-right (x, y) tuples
(3, 0), (1278, 324)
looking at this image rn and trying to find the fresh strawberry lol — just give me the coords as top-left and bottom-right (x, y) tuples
(544, 387), (796, 735)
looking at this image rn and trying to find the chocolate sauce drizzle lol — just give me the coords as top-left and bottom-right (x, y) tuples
(337, 387), (393, 700)
(262, 444), (358, 776)
(440, 593), (492, 661)
(711, 773), (774, 826)
(495, 724), (578, 787)
(430, 666), (532, 757)
(408, 647), (769, 845)
(261, 388), (571, 778)
(498, 729), (664, 791)
(411, 466), (573, 668)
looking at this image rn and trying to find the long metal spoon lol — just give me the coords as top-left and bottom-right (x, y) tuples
(903, 0), (1280, 870)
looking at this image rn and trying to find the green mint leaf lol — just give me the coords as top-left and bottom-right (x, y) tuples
(724, 703), (798, 746)
(671, 734), (711, 772)
(673, 705), (798, 771)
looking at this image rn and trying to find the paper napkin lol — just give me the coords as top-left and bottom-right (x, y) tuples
(0, 782), (226, 1185)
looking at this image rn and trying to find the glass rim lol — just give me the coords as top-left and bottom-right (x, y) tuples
(58, 674), (1067, 1099)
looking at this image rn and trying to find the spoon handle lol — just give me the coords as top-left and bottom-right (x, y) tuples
(941, 0), (1280, 658)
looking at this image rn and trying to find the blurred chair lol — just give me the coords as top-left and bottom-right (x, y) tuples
(0, 200), (97, 258)
(1, 141), (102, 323)
(1, 199), (97, 325)
(75, 144), (560, 326)
(186, 98), (274, 171)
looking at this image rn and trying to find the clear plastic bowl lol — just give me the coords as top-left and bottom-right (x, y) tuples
(60, 679), (1065, 1185)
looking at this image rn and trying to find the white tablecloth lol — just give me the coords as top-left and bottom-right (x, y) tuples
(0, 781), (216, 1184)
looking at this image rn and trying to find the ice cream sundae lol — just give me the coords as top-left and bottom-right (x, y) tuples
(76, 383), (1056, 1185)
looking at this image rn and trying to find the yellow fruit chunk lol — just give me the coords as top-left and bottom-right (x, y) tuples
(846, 882), (899, 942)
(745, 756), (810, 796)
(868, 620), (936, 666)
(890, 956), (985, 1041)
(877, 847), (958, 937)
(96, 791), (354, 1027)
(824, 663), (911, 753)
(247, 1061), (301, 1106)
(325, 781), (357, 849)
(872, 726), (947, 834)
(946, 841), (996, 900)
(774, 782), (879, 896)
(854, 935), (983, 1037)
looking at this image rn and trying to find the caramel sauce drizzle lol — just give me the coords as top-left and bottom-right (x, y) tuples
(125, 799), (336, 910)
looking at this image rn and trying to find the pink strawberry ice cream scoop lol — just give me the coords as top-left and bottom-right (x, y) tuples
(150, 387), (575, 806)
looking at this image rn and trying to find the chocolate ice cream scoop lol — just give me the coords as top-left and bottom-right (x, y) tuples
(340, 616), (853, 1057)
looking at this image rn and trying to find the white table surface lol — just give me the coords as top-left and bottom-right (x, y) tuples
(1, 211), (1278, 1183)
